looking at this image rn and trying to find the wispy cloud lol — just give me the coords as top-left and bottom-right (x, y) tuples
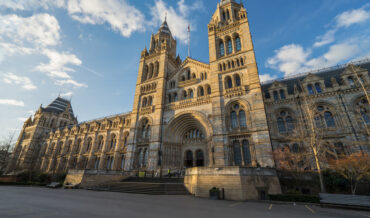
(3, 72), (37, 90)
(267, 4), (370, 77)
(55, 79), (87, 88)
(60, 91), (74, 98)
(259, 74), (278, 83)
(0, 99), (25, 107)
(150, 0), (204, 43)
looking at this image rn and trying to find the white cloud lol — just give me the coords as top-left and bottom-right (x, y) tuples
(3, 72), (37, 90)
(267, 44), (311, 76)
(150, 0), (203, 43)
(259, 74), (278, 83)
(66, 0), (145, 37)
(336, 8), (370, 28)
(314, 29), (336, 48)
(17, 117), (28, 122)
(0, 0), (65, 11)
(267, 43), (360, 77)
(0, 99), (25, 107)
(36, 49), (82, 79)
(60, 91), (74, 97)
(0, 13), (60, 48)
(55, 79), (87, 88)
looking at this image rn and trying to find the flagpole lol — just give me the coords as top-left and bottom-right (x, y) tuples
(188, 24), (191, 57)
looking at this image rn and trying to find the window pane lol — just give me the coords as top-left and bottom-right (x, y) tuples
(239, 110), (247, 127)
(286, 116), (294, 132)
(279, 90), (286, 99)
(315, 116), (323, 128)
(233, 141), (242, 165)
(227, 40), (232, 54)
(207, 86), (211, 95)
(348, 77), (355, 87)
(315, 83), (322, 93)
(227, 77), (233, 88)
(324, 112), (335, 127)
(307, 84), (314, 95)
(273, 91), (279, 100)
(235, 75), (241, 86)
(236, 37), (241, 51)
(242, 140), (251, 165)
(231, 111), (238, 128)
(220, 42), (225, 56)
(277, 117), (286, 133)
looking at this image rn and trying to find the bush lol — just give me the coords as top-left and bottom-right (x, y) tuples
(268, 194), (320, 203)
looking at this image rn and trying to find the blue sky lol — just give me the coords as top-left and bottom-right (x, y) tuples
(0, 0), (369, 139)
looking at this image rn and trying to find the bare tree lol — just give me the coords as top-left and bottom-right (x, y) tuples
(0, 132), (16, 175)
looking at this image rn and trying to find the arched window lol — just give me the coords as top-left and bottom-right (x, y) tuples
(279, 90), (286, 99)
(226, 10), (230, 20)
(324, 111), (335, 127)
(277, 111), (294, 133)
(120, 155), (125, 170)
(315, 83), (322, 93)
(168, 94), (172, 103)
(154, 62), (159, 77)
(86, 138), (92, 152)
(142, 65), (148, 82)
(235, 74), (241, 87)
(199, 87), (204, 97)
(307, 84), (314, 95)
(286, 116), (294, 132)
(273, 91), (279, 101)
(233, 140), (242, 165)
(140, 119), (151, 139)
(232, 61), (235, 68)
(240, 58), (244, 66)
(229, 103), (248, 130)
(231, 111), (238, 128)
(227, 39), (232, 54)
(236, 59), (240, 67)
(219, 64), (222, 71)
(196, 150), (204, 166)
(192, 73), (196, 79)
(110, 134), (117, 150)
(143, 149), (148, 167)
(187, 70), (191, 80)
(142, 97), (147, 107)
(242, 140), (251, 165)
(239, 110), (247, 127)
(148, 96), (153, 106)
(358, 98), (370, 124)
(292, 143), (299, 153)
(201, 73), (204, 80)
(219, 41), (225, 57)
(226, 76), (233, 89)
(235, 37), (241, 51)
(94, 157), (100, 170)
(207, 86), (211, 95)
(277, 118), (286, 133)
(148, 63), (154, 79)
(183, 90), (187, 99)
(348, 76), (355, 87)
(181, 76), (185, 81)
(174, 93), (178, 102)
(97, 136), (104, 151)
(205, 73), (207, 79)
(189, 89), (194, 98)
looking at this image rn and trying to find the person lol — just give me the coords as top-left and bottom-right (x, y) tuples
(168, 168), (171, 178)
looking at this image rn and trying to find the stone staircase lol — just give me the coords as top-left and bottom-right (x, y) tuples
(89, 177), (190, 195)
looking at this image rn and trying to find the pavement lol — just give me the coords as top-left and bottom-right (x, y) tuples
(0, 186), (369, 218)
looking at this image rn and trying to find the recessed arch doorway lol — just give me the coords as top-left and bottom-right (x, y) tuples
(163, 112), (213, 169)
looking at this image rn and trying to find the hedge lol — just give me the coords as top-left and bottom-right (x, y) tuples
(268, 194), (320, 203)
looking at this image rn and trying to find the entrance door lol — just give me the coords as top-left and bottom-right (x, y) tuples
(196, 150), (204, 166)
(185, 150), (193, 167)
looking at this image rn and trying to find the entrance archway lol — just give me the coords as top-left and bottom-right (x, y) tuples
(163, 112), (213, 169)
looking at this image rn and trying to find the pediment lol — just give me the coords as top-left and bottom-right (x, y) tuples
(302, 73), (323, 83)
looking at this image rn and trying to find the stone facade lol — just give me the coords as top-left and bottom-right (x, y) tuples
(7, 0), (370, 198)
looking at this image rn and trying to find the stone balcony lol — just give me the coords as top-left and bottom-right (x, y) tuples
(178, 78), (199, 88)
(166, 96), (211, 110)
(223, 86), (247, 98)
(140, 106), (155, 115)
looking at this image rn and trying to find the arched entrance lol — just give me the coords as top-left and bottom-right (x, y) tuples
(163, 112), (213, 169)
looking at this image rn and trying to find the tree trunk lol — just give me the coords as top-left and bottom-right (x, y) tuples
(313, 148), (326, 193)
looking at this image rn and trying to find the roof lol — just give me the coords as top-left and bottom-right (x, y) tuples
(158, 20), (171, 35)
(261, 60), (370, 96)
(43, 97), (74, 117)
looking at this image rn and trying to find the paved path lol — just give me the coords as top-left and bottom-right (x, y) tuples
(0, 186), (369, 218)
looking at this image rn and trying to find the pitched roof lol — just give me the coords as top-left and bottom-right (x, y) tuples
(261, 61), (370, 96)
(43, 97), (74, 117)
(158, 20), (171, 35)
